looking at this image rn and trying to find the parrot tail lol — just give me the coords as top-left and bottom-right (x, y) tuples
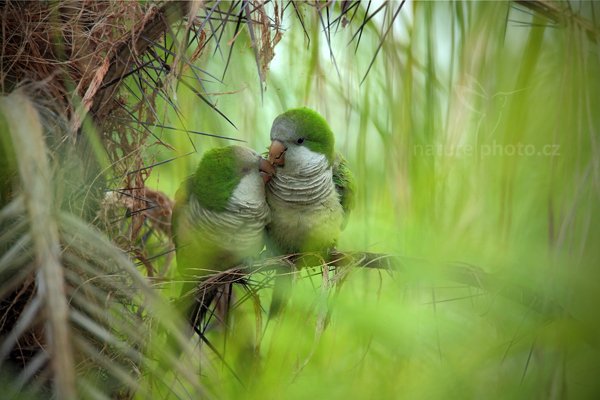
(268, 263), (293, 318)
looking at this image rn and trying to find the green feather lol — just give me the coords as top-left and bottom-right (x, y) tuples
(333, 152), (356, 227)
(190, 146), (241, 212)
(276, 107), (335, 164)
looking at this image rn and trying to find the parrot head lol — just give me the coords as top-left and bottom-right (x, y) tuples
(190, 145), (274, 212)
(267, 108), (335, 173)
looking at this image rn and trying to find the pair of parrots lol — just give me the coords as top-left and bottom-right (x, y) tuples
(172, 107), (355, 325)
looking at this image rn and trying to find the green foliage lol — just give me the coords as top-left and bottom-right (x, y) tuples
(148, 2), (600, 399)
(0, 112), (16, 206)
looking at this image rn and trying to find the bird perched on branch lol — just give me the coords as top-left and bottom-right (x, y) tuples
(266, 107), (355, 313)
(172, 145), (274, 330)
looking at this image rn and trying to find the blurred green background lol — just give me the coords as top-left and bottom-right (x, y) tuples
(140, 2), (599, 398)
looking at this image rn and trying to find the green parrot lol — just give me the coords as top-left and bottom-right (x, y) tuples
(265, 107), (355, 312)
(172, 145), (274, 328)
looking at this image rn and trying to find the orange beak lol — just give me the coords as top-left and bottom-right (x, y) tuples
(268, 139), (286, 167)
(259, 157), (275, 183)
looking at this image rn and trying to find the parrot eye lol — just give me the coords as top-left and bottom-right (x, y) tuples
(296, 137), (305, 144)
(241, 166), (250, 174)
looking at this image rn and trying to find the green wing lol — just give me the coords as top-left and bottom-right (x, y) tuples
(332, 153), (356, 228)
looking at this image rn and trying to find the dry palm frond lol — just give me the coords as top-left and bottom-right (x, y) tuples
(0, 90), (203, 399)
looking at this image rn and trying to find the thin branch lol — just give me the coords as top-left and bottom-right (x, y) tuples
(361, 1), (405, 85)
(184, 250), (565, 324)
(515, 0), (600, 41)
